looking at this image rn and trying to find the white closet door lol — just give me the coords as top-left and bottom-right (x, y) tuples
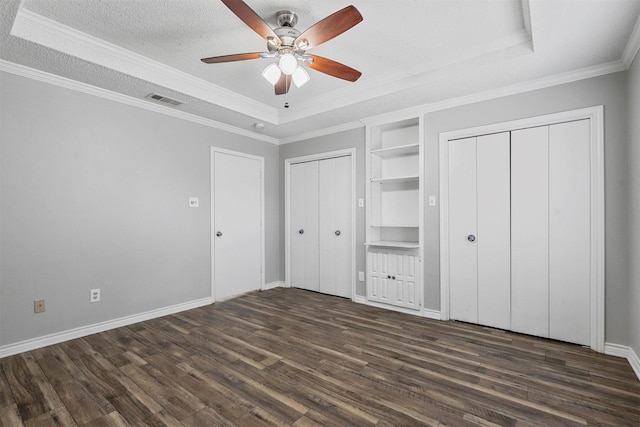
(319, 156), (352, 298)
(448, 137), (478, 323)
(213, 151), (262, 300)
(476, 132), (511, 330)
(511, 126), (549, 338)
(549, 119), (591, 345)
(368, 250), (392, 303)
(290, 161), (319, 292)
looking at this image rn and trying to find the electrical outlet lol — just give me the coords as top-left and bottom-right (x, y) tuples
(34, 299), (45, 313)
(358, 271), (365, 281)
(189, 197), (200, 208)
(90, 289), (101, 303)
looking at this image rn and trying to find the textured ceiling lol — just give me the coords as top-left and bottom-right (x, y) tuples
(2, 0), (640, 142)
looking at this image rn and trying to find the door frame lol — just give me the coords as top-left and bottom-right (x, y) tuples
(210, 147), (265, 302)
(439, 106), (605, 352)
(284, 149), (357, 299)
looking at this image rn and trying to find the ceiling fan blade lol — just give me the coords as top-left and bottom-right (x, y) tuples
(308, 55), (361, 82)
(275, 74), (291, 95)
(221, 0), (278, 41)
(295, 5), (363, 50)
(201, 52), (262, 63)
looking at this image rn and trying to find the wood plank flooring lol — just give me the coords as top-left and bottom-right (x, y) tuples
(1, 288), (638, 426)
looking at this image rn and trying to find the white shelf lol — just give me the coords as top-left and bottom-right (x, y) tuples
(371, 224), (419, 228)
(370, 143), (420, 157)
(365, 241), (420, 249)
(370, 175), (419, 184)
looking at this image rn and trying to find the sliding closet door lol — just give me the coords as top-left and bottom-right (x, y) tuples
(319, 156), (352, 298)
(448, 137), (478, 323)
(476, 132), (511, 330)
(511, 126), (549, 338)
(549, 119), (591, 345)
(290, 161), (319, 292)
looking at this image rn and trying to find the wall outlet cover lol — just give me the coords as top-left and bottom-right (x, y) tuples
(34, 299), (45, 313)
(90, 289), (101, 303)
(189, 197), (200, 208)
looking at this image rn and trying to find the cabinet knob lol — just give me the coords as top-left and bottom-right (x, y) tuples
(467, 234), (476, 242)
(335, 230), (341, 236)
(216, 231), (222, 237)
(387, 275), (391, 279)
(299, 229), (304, 234)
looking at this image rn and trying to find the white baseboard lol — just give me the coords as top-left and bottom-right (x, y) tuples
(0, 297), (213, 359)
(422, 309), (442, 320)
(605, 342), (640, 381)
(263, 281), (286, 290)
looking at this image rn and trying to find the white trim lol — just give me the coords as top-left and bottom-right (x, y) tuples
(357, 298), (424, 317)
(284, 149), (357, 300)
(263, 281), (286, 290)
(422, 309), (442, 321)
(622, 14), (640, 67)
(210, 148), (266, 303)
(439, 106), (605, 352)
(279, 121), (364, 145)
(10, 9), (278, 124)
(0, 60), (279, 145)
(604, 343), (640, 381)
(0, 297), (212, 359)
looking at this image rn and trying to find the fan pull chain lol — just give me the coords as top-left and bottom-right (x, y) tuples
(284, 74), (290, 108)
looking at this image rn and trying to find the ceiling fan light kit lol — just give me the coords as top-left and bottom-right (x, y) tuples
(201, 0), (363, 99)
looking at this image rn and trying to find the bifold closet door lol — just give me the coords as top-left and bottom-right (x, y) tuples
(511, 126), (550, 338)
(319, 156), (352, 298)
(448, 133), (510, 329)
(290, 161), (319, 292)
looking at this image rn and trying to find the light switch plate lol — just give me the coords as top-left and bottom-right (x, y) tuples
(358, 198), (364, 208)
(189, 197), (200, 208)
(428, 196), (437, 207)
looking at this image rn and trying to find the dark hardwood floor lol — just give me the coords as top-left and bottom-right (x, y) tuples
(1, 288), (638, 426)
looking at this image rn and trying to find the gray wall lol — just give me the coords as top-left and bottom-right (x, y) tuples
(628, 57), (640, 360)
(282, 72), (632, 346)
(279, 128), (367, 296)
(0, 71), (280, 346)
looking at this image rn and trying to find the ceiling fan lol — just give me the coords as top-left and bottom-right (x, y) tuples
(201, 0), (363, 96)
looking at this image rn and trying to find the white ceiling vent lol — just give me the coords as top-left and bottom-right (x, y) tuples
(146, 93), (185, 107)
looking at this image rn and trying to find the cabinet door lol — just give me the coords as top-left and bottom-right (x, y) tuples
(394, 252), (420, 310)
(367, 250), (393, 303)
(290, 161), (319, 292)
(448, 137), (478, 323)
(319, 156), (352, 298)
(549, 120), (591, 345)
(511, 126), (549, 338)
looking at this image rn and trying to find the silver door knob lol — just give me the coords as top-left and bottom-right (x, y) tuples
(216, 231), (222, 237)
(467, 234), (476, 242)
(299, 229), (304, 234)
(335, 230), (341, 236)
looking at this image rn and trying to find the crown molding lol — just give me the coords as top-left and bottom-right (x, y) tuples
(10, 8), (279, 125)
(279, 121), (364, 145)
(623, 14), (640, 67)
(0, 60), (279, 145)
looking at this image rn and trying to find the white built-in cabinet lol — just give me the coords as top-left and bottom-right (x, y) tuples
(365, 117), (423, 311)
(289, 155), (352, 298)
(441, 110), (603, 349)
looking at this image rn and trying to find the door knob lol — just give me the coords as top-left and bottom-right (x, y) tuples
(335, 230), (341, 236)
(467, 234), (476, 242)
(299, 229), (304, 234)
(216, 231), (222, 237)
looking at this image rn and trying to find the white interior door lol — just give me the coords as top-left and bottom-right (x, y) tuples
(476, 132), (511, 330)
(549, 119), (591, 345)
(290, 161), (319, 291)
(319, 156), (352, 298)
(448, 137), (478, 323)
(511, 126), (549, 338)
(213, 150), (262, 301)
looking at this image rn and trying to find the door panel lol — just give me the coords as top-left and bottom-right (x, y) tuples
(319, 156), (352, 298)
(290, 161), (320, 291)
(511, 126), (549, 338)
(477, 132), (511, 330)
(448, 137), (478, 323)
(549, 120), (591, 345)
(213, 151), (262, 300)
